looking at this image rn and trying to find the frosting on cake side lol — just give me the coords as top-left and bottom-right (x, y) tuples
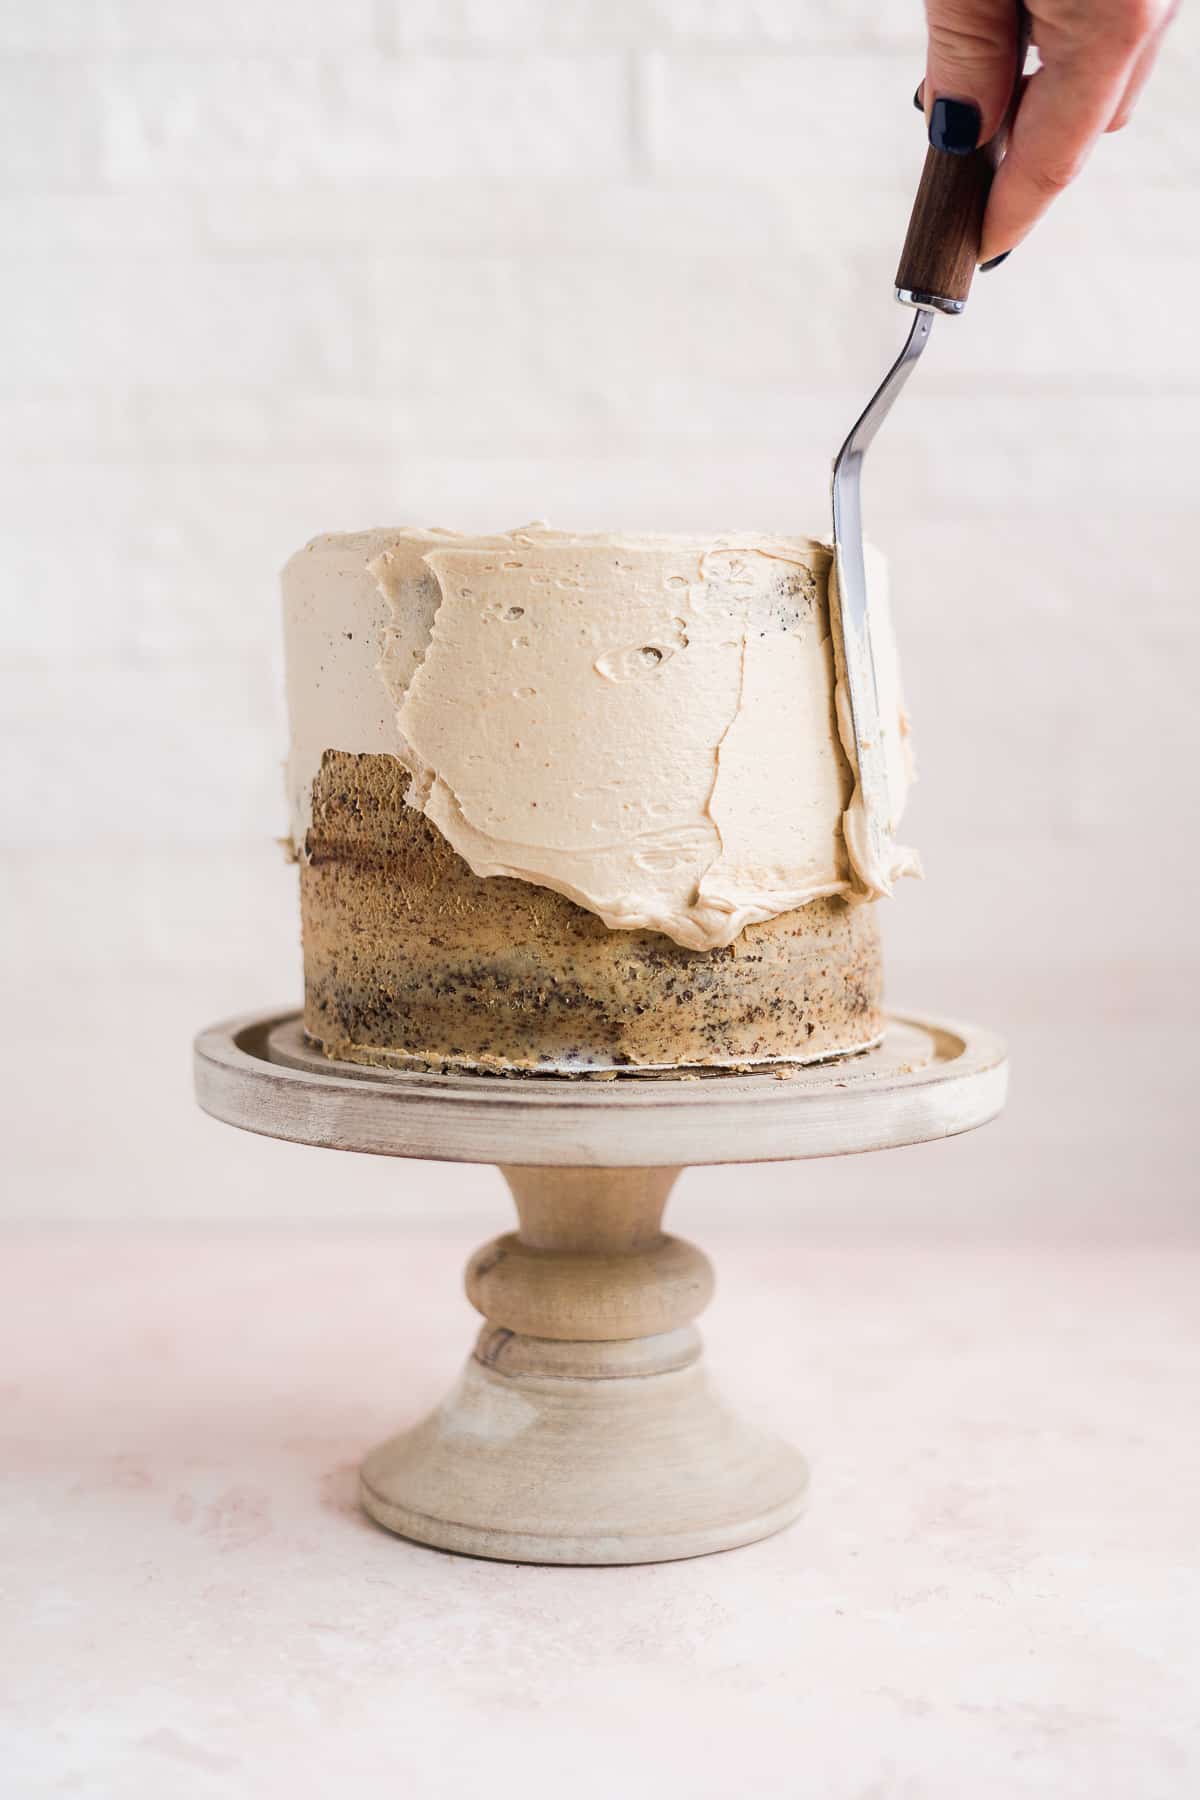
(283, 524), (917, 953)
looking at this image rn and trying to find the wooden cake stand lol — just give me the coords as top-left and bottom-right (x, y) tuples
(194, 1009), (1006, 1565)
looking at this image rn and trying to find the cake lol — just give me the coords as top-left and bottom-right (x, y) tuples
(283, 524), (917, 1075)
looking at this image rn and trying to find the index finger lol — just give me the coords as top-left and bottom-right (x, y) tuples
(980, 45), (1139, 261)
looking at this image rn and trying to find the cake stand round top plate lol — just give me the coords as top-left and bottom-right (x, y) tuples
(194, 1009), (1007, 1169)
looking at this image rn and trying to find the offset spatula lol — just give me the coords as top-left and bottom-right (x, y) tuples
(830, 77), (1018, 892)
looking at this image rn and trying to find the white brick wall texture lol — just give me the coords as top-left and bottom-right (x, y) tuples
(1, 1), (1197, 1227)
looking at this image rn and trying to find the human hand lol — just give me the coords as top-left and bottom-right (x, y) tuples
(918, 0), (1180, 263)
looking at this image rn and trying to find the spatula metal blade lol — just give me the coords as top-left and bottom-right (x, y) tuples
(831, 306), (934, 891)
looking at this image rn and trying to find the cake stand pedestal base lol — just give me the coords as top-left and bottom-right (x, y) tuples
(360, 1166), (807, 1563)
(194, 1009), (1007, 1566)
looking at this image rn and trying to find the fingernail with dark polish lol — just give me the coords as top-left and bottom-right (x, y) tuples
(928, 96), (982, 154)
(980, 251), (1011, 272)
(913, 84), (924, 112)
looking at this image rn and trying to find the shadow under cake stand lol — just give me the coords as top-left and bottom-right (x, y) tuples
(194, 1009), (1006, 1565)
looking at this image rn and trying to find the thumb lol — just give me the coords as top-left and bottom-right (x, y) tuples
(924, 0), (1022, 146)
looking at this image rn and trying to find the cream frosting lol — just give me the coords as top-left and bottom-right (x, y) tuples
(282, 524), (917, 952)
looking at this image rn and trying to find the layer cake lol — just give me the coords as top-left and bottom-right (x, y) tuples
(283, 525), (916, 1074)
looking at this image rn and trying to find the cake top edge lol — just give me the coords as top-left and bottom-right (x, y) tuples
(283, 521), (834, 575)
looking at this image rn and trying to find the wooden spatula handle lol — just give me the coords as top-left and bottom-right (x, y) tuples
(897, 6), (1027, 313)
(894, 141), (1000, 313)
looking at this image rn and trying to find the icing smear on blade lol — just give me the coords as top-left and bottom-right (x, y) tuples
(829, 546), (922, 899)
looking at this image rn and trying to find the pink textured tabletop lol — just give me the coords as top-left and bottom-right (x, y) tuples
(2, 1231), (1198, 1799)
